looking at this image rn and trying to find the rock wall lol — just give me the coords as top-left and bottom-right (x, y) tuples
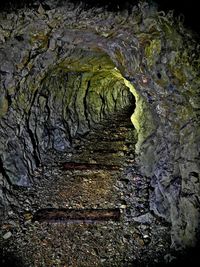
(0, 0), (200, 248)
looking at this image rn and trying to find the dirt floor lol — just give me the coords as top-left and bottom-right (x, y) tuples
(0, 108), (173, 266)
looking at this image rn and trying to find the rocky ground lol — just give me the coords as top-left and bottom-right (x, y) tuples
(0, 107), (175, 266)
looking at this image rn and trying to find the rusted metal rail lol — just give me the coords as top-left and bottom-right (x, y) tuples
(32, 208), (121, 223)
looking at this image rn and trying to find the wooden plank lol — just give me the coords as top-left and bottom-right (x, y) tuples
(32, 208), (121, 223)
(63, 162), (120, 171)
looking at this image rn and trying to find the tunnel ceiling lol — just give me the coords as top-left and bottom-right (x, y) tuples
(0, 0), (200, 251)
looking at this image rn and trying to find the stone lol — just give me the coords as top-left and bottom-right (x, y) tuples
(38, 4), (45, 15)
(133, 213), (154, 224)
(3, 231), (12, 239)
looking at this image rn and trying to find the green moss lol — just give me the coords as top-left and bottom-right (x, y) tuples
(145, 39), (161, 67)
(29, 33), (49, 49)
(58, 51), (115, 73)
(168, 51), (188, 85)
(7, 46), (157, 155)
(173, 68), (187, 84)
(167, 45), (198, 86)
(12, 91), (30, 114)
(114, 48), (125, 67)
(0, 94), (8, 117)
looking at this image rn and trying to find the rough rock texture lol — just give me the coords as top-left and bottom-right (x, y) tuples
(0, 0), (200, 250)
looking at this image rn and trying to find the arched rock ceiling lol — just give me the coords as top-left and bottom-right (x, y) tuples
(0, 1), (200, 248)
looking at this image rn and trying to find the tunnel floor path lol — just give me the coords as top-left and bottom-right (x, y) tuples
(1, 108), (171, 266)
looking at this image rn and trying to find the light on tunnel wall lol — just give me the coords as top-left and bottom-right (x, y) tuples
(111, 68), (153, 153)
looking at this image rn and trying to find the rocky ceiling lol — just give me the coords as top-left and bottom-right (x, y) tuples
(0, 0), (200, 265)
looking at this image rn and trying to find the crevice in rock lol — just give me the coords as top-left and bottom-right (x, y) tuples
(26, 90), (41, 168)
(5, 93), (12, 110)
(99, 93), (106, 119)
(83, 79), (91, 130)
(0, 157), (11, 185)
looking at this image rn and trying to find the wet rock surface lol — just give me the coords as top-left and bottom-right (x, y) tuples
(0, 108), (172, 266)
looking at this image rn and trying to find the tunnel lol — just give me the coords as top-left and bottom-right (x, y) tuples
(0, 0), (200, 266)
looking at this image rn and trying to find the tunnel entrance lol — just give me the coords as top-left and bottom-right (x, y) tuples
(0, 49), (173, 266)
(31, 66), (136, 161)
(29, 66), (137, 222)
(31, 89), (136, 214)
(0, 49), (141, 187)
(0, 67), (171, 265)
(0, 56), (171, 265)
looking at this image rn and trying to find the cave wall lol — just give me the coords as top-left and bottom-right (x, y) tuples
(0, 1), (200, 248)
(28, 69), (133, 158)
(0, 61), (132, 185)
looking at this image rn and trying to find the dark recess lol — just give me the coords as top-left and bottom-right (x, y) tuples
(0, 157), (11, 185)
(0, 249), (26, 267)
(0, 0), (199, 34)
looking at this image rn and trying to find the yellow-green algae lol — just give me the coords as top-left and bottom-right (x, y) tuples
(111, 69), (156, 153)
(5, 46), (155, 155)
(0, 94), (8, 117)
(145, 39), (161, 68)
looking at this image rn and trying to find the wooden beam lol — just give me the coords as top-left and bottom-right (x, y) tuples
(32, 208), (121, 223)
(63, 162), (120, 171)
